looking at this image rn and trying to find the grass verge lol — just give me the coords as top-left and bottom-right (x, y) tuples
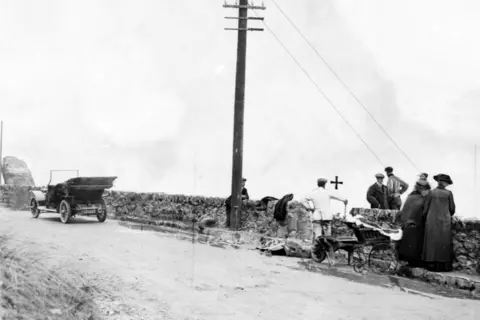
(0, 234), (102, 320)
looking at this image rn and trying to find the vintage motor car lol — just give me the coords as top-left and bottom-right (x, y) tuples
(30, 170), (117, 224)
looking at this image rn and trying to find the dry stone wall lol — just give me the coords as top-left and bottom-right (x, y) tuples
(1, 186), (479, 275)
(0, 185), (43, 210)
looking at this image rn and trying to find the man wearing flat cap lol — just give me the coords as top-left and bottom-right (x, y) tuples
(300, 177), (348, 241)
(385, 166), (409, 210)
(224, 177), (249, 227)
(366, 173), (389, 209)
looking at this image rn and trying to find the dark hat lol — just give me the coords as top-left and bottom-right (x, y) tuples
(415, 180), (431, 190)
(433, 174), (453, 185)
(317, 177), (328, 183)
(242, 177), (247, 181)
(385, 166), (393, 173)
(375, 173), (385, 179)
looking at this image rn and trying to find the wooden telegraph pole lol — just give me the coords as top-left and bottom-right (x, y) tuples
(223, 1), (266, 229)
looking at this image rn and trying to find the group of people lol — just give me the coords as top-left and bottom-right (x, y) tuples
(366, 166), (456, 272)
(224, 168), (457, 272)
(396, 173), (456, 272)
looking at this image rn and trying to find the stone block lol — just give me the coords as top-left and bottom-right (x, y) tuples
(410, 268), (425, 278)
(445, 275), (457, 287)
(431, 273), (447, 286)
(455, 276), (473, 290)
(471, 280), (480, 297)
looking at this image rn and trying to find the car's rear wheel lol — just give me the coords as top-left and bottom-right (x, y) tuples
(59, 200), (72, 224)
(30, 198), (40, 218)
(96, 199), (107, 223)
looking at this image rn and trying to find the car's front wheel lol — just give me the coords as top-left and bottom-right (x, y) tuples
(59, 200), (72, 224)
(30, 198), (40, 218)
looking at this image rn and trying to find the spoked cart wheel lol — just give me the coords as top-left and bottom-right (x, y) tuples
(311, 237), (335, 263)
(59, 200), (72, 224)
(352, 247), (368, 273)
(368, 242), (399, 274)
(311, 245), (327, 263)
(96, 199), (107, 223)
(30, 198), (40, 218)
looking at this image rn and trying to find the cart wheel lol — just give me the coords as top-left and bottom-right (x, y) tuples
(311, 237), (328, 263)
(368, 243), (398, 274)
(59, 200), (72, 224)
(96, 199), (107, 223)
(30, 198), (40, 218)
(311, 248), (327, 263)
(352, 247), (368, 273)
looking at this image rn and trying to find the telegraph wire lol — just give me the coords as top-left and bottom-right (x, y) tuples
(269, 0), (420, 172)
(252, 10), (385, 167)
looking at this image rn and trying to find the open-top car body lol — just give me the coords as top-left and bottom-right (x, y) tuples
(30, 170), (117, 224)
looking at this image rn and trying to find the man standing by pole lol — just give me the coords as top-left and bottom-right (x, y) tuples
(223, 1), (265, 229)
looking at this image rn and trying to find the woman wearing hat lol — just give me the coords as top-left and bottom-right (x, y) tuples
(397, 180), (431, 267)
(422, 174), (456, 272)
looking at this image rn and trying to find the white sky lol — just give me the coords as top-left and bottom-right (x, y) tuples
(1, 0), (479, 217)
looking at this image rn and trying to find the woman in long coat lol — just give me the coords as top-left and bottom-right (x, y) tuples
(422, 174), (456, 272)
(397, 180), (431, 267)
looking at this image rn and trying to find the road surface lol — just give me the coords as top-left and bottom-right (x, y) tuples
(0, 208), (478, 320)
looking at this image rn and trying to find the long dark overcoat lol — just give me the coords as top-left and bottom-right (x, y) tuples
(397, 191), (426, 264)
(366, 183), (389, 209)
(422, 187), (456, 263)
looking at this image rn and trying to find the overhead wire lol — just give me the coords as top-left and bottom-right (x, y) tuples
(252, 10), (386, 167)
(269, 0), (421, 172)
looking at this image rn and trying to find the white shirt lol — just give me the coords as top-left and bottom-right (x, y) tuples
(301, 187), (346, 221)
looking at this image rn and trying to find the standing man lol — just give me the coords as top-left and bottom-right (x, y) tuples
(301, 177), (347, 266)
(385, 167), (409, 210)
(225, 177), (249, 227)
(241, 177), (249, 201)
(301, 177), (348, 241)
(366, 173), (389, 209)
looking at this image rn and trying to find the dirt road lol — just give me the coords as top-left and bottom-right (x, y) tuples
(1, 209), (478, 320)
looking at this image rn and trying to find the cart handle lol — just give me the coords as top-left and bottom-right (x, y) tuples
(48, 170), (80, 185)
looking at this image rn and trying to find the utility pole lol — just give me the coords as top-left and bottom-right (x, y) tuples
(0, 121), (3, 185)
(223, 1), (266, 230)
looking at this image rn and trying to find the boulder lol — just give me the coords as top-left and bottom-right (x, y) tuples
(284, 238), (312, 258)
(2, 156), (35, 186)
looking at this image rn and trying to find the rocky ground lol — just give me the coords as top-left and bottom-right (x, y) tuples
(1, 208), (479, 320)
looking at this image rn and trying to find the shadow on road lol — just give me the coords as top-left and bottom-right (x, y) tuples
(35, 215), (103, 225)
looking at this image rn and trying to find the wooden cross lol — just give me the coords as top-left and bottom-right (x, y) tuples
(330, 176), (343, 190)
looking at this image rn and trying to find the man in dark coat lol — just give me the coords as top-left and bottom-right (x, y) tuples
(225, 178), (249, 227)
(422, 174), (456, 272)
(366, 173), (389, 209)
(397, 180), (431, 267)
